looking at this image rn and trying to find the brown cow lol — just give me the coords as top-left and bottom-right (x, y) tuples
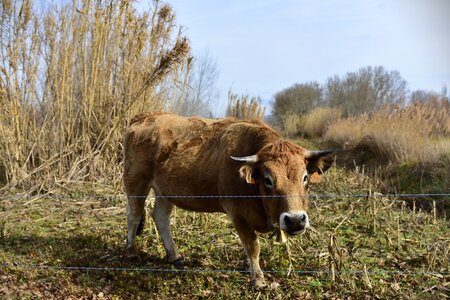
(123, 112), (335, 287)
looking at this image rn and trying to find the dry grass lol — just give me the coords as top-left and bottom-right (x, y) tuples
(225, 90), (265, 120)
(283, 114), (305, 137)
(302, 107), (342, 138)
(0, 2), (448, 298)
(324, 101), (450, 164)
(1, 166), (448, 298)
(0, 0), (191, 193)
(283, 107), (342, 138)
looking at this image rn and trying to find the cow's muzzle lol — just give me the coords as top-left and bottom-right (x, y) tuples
(279, 211), (309, 235)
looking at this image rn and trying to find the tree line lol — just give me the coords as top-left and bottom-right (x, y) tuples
(272, 66), (449, 128)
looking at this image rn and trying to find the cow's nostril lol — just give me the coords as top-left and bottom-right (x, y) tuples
(284, 215), (293, 227)
(300, 214), (306, 222)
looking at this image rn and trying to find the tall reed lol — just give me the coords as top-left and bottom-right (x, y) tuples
(225, 90), (265, 120)
(0, 0), (191, 193)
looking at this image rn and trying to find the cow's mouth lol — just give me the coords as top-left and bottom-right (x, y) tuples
(285, 228), (306, 236)
(273, 227), (307, 243)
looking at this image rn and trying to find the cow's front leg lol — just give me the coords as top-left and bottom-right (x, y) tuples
(232, 218), (265, 288)
(152, 197), (183, 268)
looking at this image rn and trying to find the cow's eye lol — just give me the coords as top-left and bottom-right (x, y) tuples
(264, 171), (274, 189)
(302, 173), (308, 186)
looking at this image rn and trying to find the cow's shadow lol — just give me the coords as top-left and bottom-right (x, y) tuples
(0, 233), (186, 292)
(0, 232), (177, 266)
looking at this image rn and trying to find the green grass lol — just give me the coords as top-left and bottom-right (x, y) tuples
(1, 166), (449, 299)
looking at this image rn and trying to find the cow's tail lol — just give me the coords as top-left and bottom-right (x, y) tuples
(136, 209), (146, 236)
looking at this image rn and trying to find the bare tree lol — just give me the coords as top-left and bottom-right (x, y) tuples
(410, 87), (449, 104)
(169, 51), (220, 117)
(324, 66), (407, 116)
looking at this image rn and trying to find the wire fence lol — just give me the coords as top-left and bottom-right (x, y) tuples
(1, 264), (449, 276)
(1, 192), (449, 278)
(1, 193), (449, 201)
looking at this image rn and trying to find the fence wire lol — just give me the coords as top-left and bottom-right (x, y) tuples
(1, 264), (448, 276)
(1, 193), (449, 201)
(1, 192), (448, 278)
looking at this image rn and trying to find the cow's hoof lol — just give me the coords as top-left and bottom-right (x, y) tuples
(171, 257), (185, 269)
(250, 278), (267, 289)
(125, 245), (140, 260)
(268, 281), (280, 290)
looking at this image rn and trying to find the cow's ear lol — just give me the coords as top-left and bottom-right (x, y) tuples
(309, 172), (322, 184)
(305, 150), (336, 176)
(239, 165), (257, 184)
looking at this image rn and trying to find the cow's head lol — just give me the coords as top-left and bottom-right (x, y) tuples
(231, 141), (335, 235)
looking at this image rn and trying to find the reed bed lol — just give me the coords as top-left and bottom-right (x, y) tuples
(225, 90), (265, 120)
(324, 100), (450, 164)
(0, 0), (191, 193)
(302, 107), (342, 138)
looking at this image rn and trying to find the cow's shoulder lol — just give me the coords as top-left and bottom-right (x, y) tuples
(129, 111), (167, 126)
(219, 118), (275, 135)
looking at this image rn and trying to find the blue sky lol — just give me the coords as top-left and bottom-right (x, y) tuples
(162, 0), (449, 114)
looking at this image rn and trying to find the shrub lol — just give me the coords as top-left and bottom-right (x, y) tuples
(272, 81), (322, 126)
(324, 101), (450, 165)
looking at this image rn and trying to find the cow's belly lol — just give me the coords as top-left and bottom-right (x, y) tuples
(152, 143), (226, 212)
(153, 177), (225, 213)
(167, 198), (224, 213)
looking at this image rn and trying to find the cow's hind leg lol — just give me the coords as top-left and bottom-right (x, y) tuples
(152, 197), (183, 268)
(125, 180), (151, 259)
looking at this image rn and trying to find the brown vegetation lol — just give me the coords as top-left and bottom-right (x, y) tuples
(284, 107), (342, 138)
(324, 100), (450, 165)
(226, 90), (265, 120)
(0, 0), (191, 193)
(283, 114), (304, 137)
(273, 66), (408, 131)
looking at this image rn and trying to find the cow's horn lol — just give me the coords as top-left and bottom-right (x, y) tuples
(230, 155), (259, 163)
(305, 149), (335, 159)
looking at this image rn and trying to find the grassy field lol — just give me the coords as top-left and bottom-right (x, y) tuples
(1, 166), (448, 299)
(1, 1), (448, 298)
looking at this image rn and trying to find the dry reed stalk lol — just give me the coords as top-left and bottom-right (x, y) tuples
(302, 107), (342, 137)
(327, 234), (343, 282)
(283, 114), (305, 137)
(0, 0), (191, 193)
(432, 201), (437, 225)
(363, 264), (373, 290)
(226, 90), (265, 120)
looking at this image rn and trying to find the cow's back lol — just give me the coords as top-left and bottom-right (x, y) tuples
(126, 112), (220, 165)
(125, 112), (274, 165)
(124, 112), (279, 212)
